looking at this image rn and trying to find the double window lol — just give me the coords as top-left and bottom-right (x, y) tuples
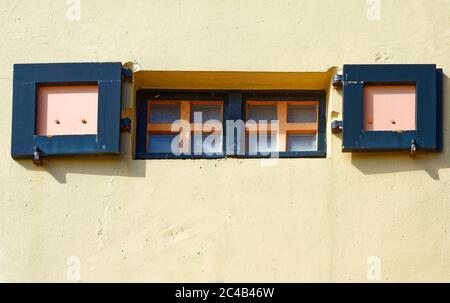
(136, 91), (326, 159)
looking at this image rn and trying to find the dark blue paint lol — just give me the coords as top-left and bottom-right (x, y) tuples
(226, 92), (244, 156)
(11, 62), (122, 158)
(436, 68), (443, 152)
(342, 64), (442, 152)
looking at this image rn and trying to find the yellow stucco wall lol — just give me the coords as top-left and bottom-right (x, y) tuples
(1, 0), (450, 282)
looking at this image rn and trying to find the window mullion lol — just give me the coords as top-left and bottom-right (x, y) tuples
(277, 102), (287, 152)
(179, 101), (191, 153)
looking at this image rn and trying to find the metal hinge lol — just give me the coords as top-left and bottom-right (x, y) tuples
(333, 74), (365, 88)
(332, 74), (343, 88)
(120, 118), (132, 132)
(331, 120), (343, 134)
(121, 68), (133, 82)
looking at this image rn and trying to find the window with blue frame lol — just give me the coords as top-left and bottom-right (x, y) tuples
(11, 62), (122, 160)
(136, 92), (226, 159)
(135, 91), (326, 159)
(342, 64), (443, 152)
(242, 92), (326, 158)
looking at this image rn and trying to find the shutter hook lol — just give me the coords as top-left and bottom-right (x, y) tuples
(410, 140), (417, 158)
(33, 146), (44, 166)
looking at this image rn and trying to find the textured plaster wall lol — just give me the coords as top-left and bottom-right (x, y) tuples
(0, 0), (450, 282)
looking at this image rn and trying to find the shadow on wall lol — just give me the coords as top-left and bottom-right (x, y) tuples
(350, 74), (450, 181)
(16, 133), (147, 184)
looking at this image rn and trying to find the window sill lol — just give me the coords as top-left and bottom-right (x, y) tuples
(135, 151), (326, 160)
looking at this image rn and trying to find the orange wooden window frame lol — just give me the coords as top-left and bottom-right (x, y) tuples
(246, 101), (319, 152)
(147, 100), (224, 153)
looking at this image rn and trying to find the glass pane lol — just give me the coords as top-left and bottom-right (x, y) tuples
(247, 105), (277, 122)
(191, 134), (223, 155)
(288, 105), (317, 123)
(247, 133), (278, 154)
(287, 134), (317, 152)
(149, 103), (180, 123)
(148, 134), (179, 153)
(191, 104), (222, 122)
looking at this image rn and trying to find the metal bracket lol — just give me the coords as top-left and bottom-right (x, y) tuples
(331, 120), (343, 134)
(121, 118), (132, 132)
(332, 74), (343, 88)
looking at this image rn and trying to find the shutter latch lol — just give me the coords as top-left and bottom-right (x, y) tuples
(410, 140), (417, 158)
(33, 146), (44, 166)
